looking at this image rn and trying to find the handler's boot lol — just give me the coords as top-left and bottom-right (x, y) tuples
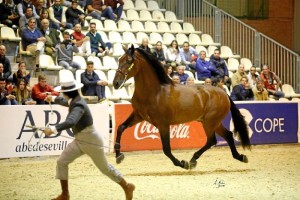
(52, 180), (70, 200)
(119, 178), (135, 200)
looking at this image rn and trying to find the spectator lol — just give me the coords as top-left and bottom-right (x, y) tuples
(152, 41), (166, 65)
(35, 0), (45, 17)
(71, 23), (91, 56)
(172, 74), (180, 84)
(12, 61), (31, 89)
(19, 6), (40, 31)
(260, 64), (285, 99)
(210, 49), (231, 89)
(252, 78), (269, 101)
(55, 31), (80, 70)
(40, 18), (60, 56)
(166, 40), (181, 67)
(0, 45), (12, 80)
(39, 9), (55, 29)
(81, 61), (108, 102)
(0, 0), (19, 28)
(66, 0), (86, 27)
(86, 22), (112, 56)
(165, 65), (174, 79)
(86, 0), (115, 20)
(231, 63), (246, 88)
(0, 77), (17, 105)
(194, 50), (214, 81)
(204, 77), (212, 85)
(173, 65), (189, 84)
(247, 66), (259, 88)
(180, 41), (199, 71)
(139, 37), (151, 54)
(105, 0), (124, 22)
(31, 74), (59, 104)
(216, 77), (230, 95)
(48, 0), (72, 30)
(17, 0), (39, 19)
(186, 76), (195, 86)
(230, 75), (254, 101)
(11, 78), (36, 105)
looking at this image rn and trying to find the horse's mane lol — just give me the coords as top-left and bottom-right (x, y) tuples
(134, 48), (173, 85)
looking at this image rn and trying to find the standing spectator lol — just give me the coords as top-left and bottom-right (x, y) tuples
(31, 74), (59, 104)
(86, 0), (115, 20)
(19, 6), (40, 31)
(173, 65), (189, 84)
(105, 0), (124, 22)
(81, 61), (108, 102)
(17, 0), (39, 19)
(180, 41), (199, 71)
(86, 22), (112, 56)
(0, 77), (17, 105)
(0, 0), (19, 28)
(247, 66), (259, 88)
(139, 37), (151, 54)
(55, 31), (80, 70)
(66, 0), (86, 27)
(0, 45), (12, 80)
(252, 78), (269, 101)
(231, 63), (246, 88)
(230, 76), (254, 101)
(152, 41), (166, 65)
(194, 50), (214, 81)
(71, 23), (91, 56)
(260, 64), (285, 99)
(40, 18), (60, 56)
(48, 0), (72, 30)
(12, 61), (31, 88)
(166, 40), (181, 67)
(210, 49), (231, 89)
(11, 78), (36, 105)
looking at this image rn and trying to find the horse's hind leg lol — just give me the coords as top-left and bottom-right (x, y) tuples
(216, 124), (248, 163)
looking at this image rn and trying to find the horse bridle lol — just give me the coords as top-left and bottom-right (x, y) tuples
(116, 57), (135, 89)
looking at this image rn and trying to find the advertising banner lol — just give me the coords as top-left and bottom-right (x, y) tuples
(0, 104), (110, 158)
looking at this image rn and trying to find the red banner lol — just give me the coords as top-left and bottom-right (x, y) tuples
(114, 104), (207, 151)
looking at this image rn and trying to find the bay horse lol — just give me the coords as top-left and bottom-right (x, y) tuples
(113, 46), (251, 169)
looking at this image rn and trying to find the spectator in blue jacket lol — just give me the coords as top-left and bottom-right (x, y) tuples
(173, 65), (189, 84)
(195, 50), (216, 82)
(180, 41), (199, 71)
(230, 75), (254, 101)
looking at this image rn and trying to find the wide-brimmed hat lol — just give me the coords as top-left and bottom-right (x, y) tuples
(54, 69), (83, 92)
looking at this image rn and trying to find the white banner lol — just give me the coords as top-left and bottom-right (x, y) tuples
(0, 104), (110, 158)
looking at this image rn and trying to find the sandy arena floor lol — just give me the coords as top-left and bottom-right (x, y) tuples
(0, 144), (299, 200)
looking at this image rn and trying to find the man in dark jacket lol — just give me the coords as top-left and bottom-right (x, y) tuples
(66, 0), (86, 27)
(0, 45), (12, 80)
(0, 0), (19, 27)
(40, 18), (60, 56)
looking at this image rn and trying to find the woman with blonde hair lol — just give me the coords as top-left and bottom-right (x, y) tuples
(11, 79), (36, 105)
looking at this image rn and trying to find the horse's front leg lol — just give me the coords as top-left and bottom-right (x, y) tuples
(115, 111), (142, 164)
(159, 126), (190, 170)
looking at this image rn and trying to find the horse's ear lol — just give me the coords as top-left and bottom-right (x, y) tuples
(130, 44), (135, 58)
(122, 45), (128, 52)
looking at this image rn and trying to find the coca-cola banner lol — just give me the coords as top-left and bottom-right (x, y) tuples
(114, 104), (207, 151)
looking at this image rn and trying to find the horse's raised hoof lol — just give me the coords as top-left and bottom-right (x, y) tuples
(116, 153), (125, 164)
(189, 160), (197, 170)
(242, 154), (248, 163)
(181, 160), (189, 170)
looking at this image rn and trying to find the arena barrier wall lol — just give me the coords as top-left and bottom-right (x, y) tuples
(114, 102), (300, 152)
(0, 104), (110, 159)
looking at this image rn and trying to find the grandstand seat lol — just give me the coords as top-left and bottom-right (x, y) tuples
(152, 10), (165, 22)
(104, 19), (119, 32)
(123, 0), (135, 10)
(135, 0), (148, 10)
(147, 0), (166, 11)
(107, 69), (116, 86)
(126, 9), (140, 21)
(90, 19), (105, 31)
(73, 55), (87, 69)
(291, 98), (300, 102)
(113, 42), (126, 57)
(108, 31), (123, 43)
(145, 21), (163, 34)
(103, 56), (119, 70)
(39, 54), (62, 70)
(201, 34), (221, 46)
(282, 84), (300, 99)
(183, 22), (202, 34)
(165, 11), (183, 23)
(122, 31), (137, 44)
(131, 20), (145, 32)
(136, 32), (149, 43)
(240, 58), (253, 72)
(195, 45), (208, 56)
(117, 20), (132, 32)
(176, 33), (189, 46)
(207, 45), (218, 56)
(157, 21), (171, 33)
(170, 22), (184, 34)
(149, 32), (163, 45)
(1, 26), (21, 56)
(87, 55), (108, 71)
(188, 33), (202, 46)
(140, 10), (154, 21)
(112, 87), (132, 101)
(227, 58), (239, 72)
(105, 86), (121, 102)
(163, 32), (175, 45)
(220, 46), (240, 59)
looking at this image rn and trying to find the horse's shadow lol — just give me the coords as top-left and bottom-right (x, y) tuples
(126, 168), (255, 177)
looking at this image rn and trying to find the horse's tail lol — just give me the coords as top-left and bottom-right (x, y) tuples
(228, 96), (251, 150)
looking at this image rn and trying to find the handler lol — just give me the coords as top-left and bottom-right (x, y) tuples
(43, 70), (135, 200)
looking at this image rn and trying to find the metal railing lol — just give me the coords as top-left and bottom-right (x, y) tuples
(154, 0), (300, 92)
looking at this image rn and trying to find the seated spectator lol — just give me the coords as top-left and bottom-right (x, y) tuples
(17, 0), (39, 19)
(39, 9), (55, 29)
(86, 22), (112, 56)
(172, 74), (180, 84)
(166, 40), (181, 67)
(216, 77), (230, 95)
(180, 41), (199, 71)
(247, 66), (259, 88)
(40, 18), (60, 56)
(165, 65), (174, 79)
(86, 0), (115, 21)
(0, 77), (17, 105)
(260, 64), (285, 99)
(19, 6), (40, 31)
(71, 23), (92, 56)
(0, 0), (19, 28)
(55, 31), (80, 70)
(105, 0), (124, 22)
(31, 74), (59, 104)
(12, 61), (31, 88)
(231, 63), (246, 88)
(252, 78), (269, 101)
(230, 76), (254, 101)
(66, 0), (86, 27)
(0, 45), (12, 81)
(194, 50), (215, 81)
(173, 65), (189, 84)
(35, 0), (46, 17)
(204, 77), (212, 85)
(210, 49), (231, 89)
(48, 0), (72, 30)
(152, 41), (166, 65)
(186, 76), (195, 86)
(139, 38), (151, 54)
(81, 61), (108, 102)
(11, 78), (36, 105)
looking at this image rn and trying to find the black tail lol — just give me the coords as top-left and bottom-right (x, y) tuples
(229, 97), (251, 150)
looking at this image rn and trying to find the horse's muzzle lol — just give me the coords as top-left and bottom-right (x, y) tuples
(113, 79), (125, 89)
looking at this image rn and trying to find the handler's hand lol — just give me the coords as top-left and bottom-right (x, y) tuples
(43, 128), (54, 136)
(44, 95), (52, 103)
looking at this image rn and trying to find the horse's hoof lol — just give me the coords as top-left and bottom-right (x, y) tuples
(242, 154), (248, 163)
(116, 153), (125, 164)
(181, 160), (189, 170)
(189, 160), (197, 170)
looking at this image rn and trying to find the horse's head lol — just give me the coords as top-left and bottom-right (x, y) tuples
(113, 45), (137, 89)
